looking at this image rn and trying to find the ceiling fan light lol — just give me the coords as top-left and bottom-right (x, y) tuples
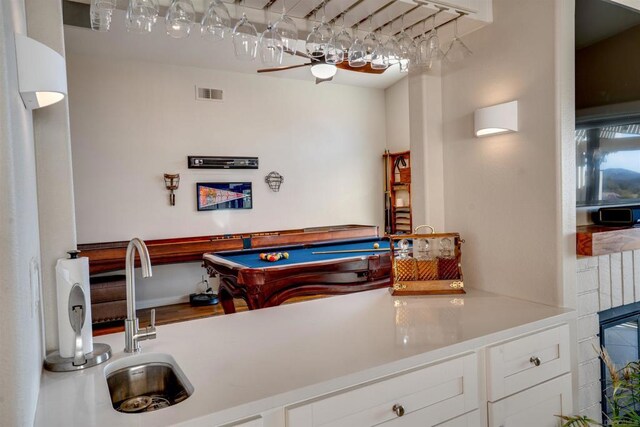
(310, 63), (337, 79)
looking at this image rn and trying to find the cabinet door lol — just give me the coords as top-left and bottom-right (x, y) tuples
(376, 409), (482, 427)
(219, 416), (263, 427)
(488, 374), (572, 427)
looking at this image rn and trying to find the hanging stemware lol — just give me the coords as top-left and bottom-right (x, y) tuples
(273, 1), (298, 55)
(424, 16), (444, 69)
(165, 0), (196, 38)
(90, 0), (116, 32)
(201, 0), (231, 41)
(396, 15), (415, 72)
(233, 12), (259, 60)
(416, 17), (431, 66)
(371, 33), (388, 70)
(348, 24), (366, 68)
(362, 16), (377, 62)
(259, 7), (284, 66)
(126, 0), (159, 34)
(306, 2), (333, 58)
(444, 18), (472, 63)
(383, 22), (401, 66)
(326, 14), (348, 65)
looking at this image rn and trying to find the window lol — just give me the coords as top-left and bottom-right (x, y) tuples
(577, 116), (640, 207)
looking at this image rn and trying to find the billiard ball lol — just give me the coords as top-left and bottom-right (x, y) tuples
(283, 252), (289, 259)
(373, 243), (380, 249)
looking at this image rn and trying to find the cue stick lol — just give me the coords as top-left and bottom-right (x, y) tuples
(312, 248), (390, 255)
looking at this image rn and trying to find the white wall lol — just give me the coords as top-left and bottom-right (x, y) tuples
(441, 0), (576, 307)
(68, 54), (387, 242)
(385, 77), (410, 153)
(0, 1), (44, 424)
(66, 53), (387, 306)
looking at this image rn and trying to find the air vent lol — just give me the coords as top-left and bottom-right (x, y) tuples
(196, 86), (223, 102)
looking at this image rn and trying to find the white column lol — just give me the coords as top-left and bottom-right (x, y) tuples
(25, 0), (77, 351)
(408, 70), (445, 232)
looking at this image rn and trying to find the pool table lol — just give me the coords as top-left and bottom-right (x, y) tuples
(203, 237), (392, 314)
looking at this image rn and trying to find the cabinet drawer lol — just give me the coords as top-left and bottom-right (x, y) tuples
(219, 416), (263, 427)
(286, 353), (478, 427)
(434, 410), (482, 427)
(487, 324), (570, 401)
(488, 373), (572, 427)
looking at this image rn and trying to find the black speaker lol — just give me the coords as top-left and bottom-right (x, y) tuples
(593, 206), (640, 226)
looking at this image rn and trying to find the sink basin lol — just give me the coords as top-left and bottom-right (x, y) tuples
(104, 353), (194, 413)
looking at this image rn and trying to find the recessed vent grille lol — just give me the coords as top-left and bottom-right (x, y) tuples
(196, 86), (223, 102)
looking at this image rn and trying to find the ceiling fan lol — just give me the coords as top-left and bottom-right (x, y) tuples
(257, 49), (387, 84)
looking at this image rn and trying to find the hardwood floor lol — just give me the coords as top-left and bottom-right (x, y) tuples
(93, 295), (328, 336)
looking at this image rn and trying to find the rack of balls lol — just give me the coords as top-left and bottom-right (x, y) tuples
(259, 252), (289, 262)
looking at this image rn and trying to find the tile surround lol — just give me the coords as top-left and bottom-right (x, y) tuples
(576, 249), (640, 424)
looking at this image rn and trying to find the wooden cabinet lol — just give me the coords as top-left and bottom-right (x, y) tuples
(383, 151), (412, 234)
(286, 353), (478, 427)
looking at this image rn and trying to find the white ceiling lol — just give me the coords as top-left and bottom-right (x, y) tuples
(64, 1), (486, 89)
(576, 0), (640, 49)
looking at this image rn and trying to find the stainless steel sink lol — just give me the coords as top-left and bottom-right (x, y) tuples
(105, 354), (194, 413)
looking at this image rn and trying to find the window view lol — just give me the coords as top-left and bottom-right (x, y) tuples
(576, 120), (640, 206)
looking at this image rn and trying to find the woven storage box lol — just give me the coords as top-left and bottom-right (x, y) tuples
(389, 232), (464, 295)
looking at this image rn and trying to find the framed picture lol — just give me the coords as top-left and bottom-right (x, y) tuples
(196, 182), (253, 211)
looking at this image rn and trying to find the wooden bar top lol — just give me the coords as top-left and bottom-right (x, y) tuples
(78, 224), (378, 274)
(577, 224), (640, 257)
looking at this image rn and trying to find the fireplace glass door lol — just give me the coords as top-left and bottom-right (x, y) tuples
(600, 307), (640, 418)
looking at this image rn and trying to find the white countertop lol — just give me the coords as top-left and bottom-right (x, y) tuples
(35, 288), (575, 426)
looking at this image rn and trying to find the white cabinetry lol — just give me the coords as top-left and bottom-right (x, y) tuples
(225, 324), (574, 427)
(487, 325), (573, 427)
(488, 374), (572, 427)
(286, 354), (478, 427)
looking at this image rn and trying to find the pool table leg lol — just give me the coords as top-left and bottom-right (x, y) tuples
(218, 280), (237, 314)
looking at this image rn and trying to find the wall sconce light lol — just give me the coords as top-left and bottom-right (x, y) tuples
(15, 34), (67, 110)
(164, 173), (180, 206)
(474, 100), (518, 137)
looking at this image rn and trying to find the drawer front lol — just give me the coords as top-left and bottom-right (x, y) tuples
(286, 353), (478, 427)
(378, 409), (481, 427)
(434, 410), (482, 427)
(219, 416), (263, 427)
(488, 373), (572, 427)
(487, 324), (570, 401)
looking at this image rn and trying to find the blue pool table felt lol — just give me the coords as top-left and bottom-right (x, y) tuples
(221, 239), (398, 268)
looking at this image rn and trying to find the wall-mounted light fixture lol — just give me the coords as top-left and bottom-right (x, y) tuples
(164, 173), (180, 206)
(15, 34), (67, 110)
(474, 100), (518, 137)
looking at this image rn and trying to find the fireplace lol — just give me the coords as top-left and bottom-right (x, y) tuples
(599, 302), (640, 417)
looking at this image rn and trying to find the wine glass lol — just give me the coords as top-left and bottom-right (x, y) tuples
(370, 37), (388, 70)
(362, 16), (377, 62)
(306, 3), (333, 58)
(90, 0), (116, 32)
(165, 0), (195, 39)
(424, 18), (444, 69)
(384, 34), (401, 66)
(259, 23), (284, 66)
(348, 24), (366, 68)
(444, 18), (472, 63)
(273, 2), (298, 55)
(397, 19), (415, 73)
(126, 0), (159, 34)
(201, 0), (231, 41)
(325, 33), (344, 65)
(232, 13), (258, 60)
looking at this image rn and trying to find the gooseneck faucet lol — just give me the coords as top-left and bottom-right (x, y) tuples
(124, 238), (156, 353)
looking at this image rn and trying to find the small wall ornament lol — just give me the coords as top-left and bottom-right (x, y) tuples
(164, 173), (180, 206)
(265, 171), (284, 192)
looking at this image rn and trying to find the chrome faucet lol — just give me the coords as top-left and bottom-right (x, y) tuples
(124, 238), (156, 353)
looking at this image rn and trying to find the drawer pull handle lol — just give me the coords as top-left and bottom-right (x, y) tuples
(530, 356), (541, 366)
(392, 404), (405, 417)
